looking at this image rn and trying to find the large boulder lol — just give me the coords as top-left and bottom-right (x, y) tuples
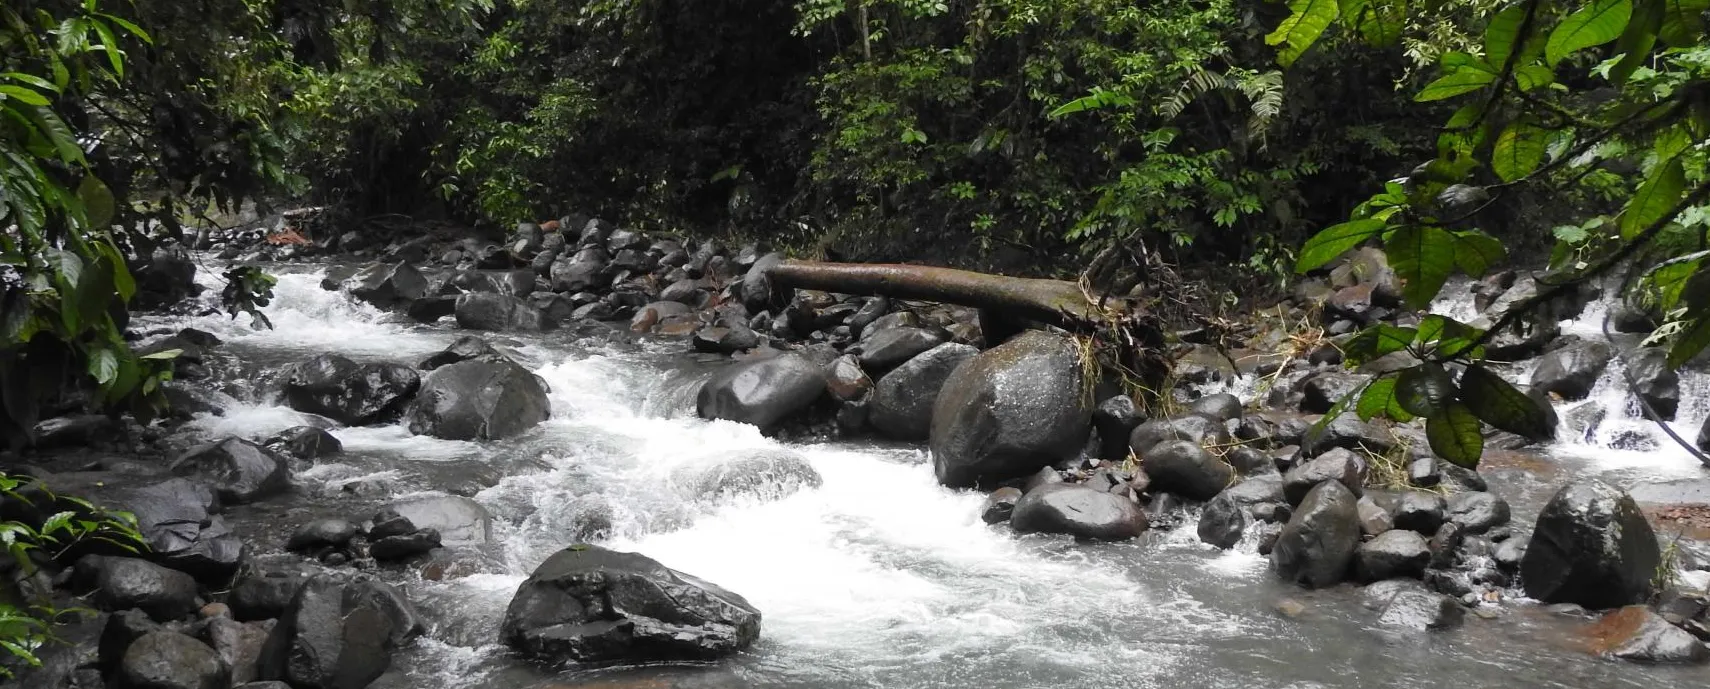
(1009, 484), (1149, 541)
(930, 331), (1091, 488)
(79, 556), (200, 622)
(405, 358), (551, 441)
(170, 438), (289, 505)
(344, 262), (427, 308)
(500, 545), (761, 664)
(283, 354), (420, 426)
(855, 327), (949, 371)
(1141, 440), (1233, 501)
(695, 353), (826, 432)
(1271, 480), (1361, 588)
(1281, 448), (1366, 506)
(1626, 347), (1681, 420)
(1521, 480), (1660, 609)
(206, 617), (274, 685)
(739, 252), (786, 313)
(377, 494), (495, 545)
(121, 631), (228, 689)
(1530, 341), (1613, 400)
(229, 559), (318, 622)
(454, 292), (548, 331)
(47, 476), (244, 583)
(257, 575), (413, 689)
(1354, 530), (1431, 581)
(869, 343), (978, 440)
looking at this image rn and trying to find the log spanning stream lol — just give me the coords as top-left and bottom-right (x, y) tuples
(134, 262), (1710, 689)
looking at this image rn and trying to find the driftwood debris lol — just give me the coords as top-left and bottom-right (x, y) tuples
(765, 260), (1142, 331)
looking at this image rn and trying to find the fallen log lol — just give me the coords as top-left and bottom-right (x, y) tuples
(764, 260), (1139, 330)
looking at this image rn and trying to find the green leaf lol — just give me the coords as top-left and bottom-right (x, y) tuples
(1415, 68), (1496, 101)
(0, 85), (49, 106)
(1621, 156), (1685, 239)
(1267, 0), (1340, 66)
(50, 248), (83, 289)
(1484, 3), (1531, 67)
(1610, 0), (1664, 85)
(1660, 0), (1710, 45)
(1546, 0), (1634, 65)
(1452, 230), (1507, 276)
(1343, 325), (1419, 362)
(1460, 365), (1553, 440)
(1513, 64), (1556, 90)
(1491, 122), (1550, 182)
(139, 349), (183, 361)
(2, 73), (59, 94)
(1339, 0), (1370, 21)
(24, 106), (85, 165)
(1304, 378), (1369, 452)
(1427, 402), (1485, 468)
(1385, 225), (1457, 308)
(91, 20), (123, 78)
(1295, 218), (1386, 272)
(1397, 363), (1458, 417)
(99, 14), (152, 43)
(1669, 315), (1710, 367)
(88, 348), (118, 385)
(1357, 0), (1408, 46)
(1644, 249), (1710, 309)
(101, 242), (136, 302)
(77, 175), (114, 229)
(1357, 376), (1399, 421)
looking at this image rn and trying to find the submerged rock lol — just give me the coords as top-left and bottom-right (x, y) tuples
(283, 354), (421, 426)
(419, 335), (502, 370)
(1377, 590), (1464, 631)
(675, 450), (823, 502)
(1521, 480), (1660, 609)
(1586, 606), (1710, 664)
(344, 262), (427, 308)
(263, 426), (342, 461)
(501, 545), (761, 664)
(696, 353), (826, 432)
(406, 358), (550, 441)
(376, 494), (495, 545)
(1009, 483), (1148, 541)
(930, 331), (1090, 488)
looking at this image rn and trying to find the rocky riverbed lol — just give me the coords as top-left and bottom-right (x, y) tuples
(6, 216), (1710, 689)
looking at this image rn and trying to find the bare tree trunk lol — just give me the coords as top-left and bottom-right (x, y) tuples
(767, 260), (1140, 330)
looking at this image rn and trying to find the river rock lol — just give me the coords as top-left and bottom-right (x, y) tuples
(80, 556), (200, 622)
(982, 487), (1023, 524)
(283, 354), (421, 426)
(344, 262), (427, 308)
(1093, 395), (1145, 461)
(1272, 480), (1360, 588)
(1521, 480), (1660, 609)
(49, 477), (245, 583)
(824, 355), (872, 403)
(856, 326), (948, 371)
(419, 336), (502, 370)
(1357, 496), (1393, 536)
(1355, 530), (1431, 581)
(870, 342), (978, 440)
(121, 631), (228, 689)
(455, 292), (548, 331)
(1281, 447), (1366, 506)
(206, 617), (273, 685)
(501, 545), (761, 664)
(257, 575), (405, 689)
(406, 358), (551, 440)
(370, 529), (442, 561)
(1142, 440), (1233, 501)
(263, 426), (342, 460)
(692, 322), (764, 354)
(675, 449), (823, 502)
(1189, 393), (1243, 423)
(1009, 483), (1148, 541)
(1445, 491), (1509, 534)
(549, 247), (607, 293)
(377, 494), (494, 545)
(1198, 475), (1286, 548)
(1530, 341), (1613, 400)
(931, 331), (1090, 488)
(1626, 347), (1680, 420)
(1377, 590), (1465, 631)
(1391, 491), (1446, 534)
(1588, 606), (1710, 664)
(1299, 372), (1367, 414)
(169, 438), (289, 505)
(287, 519), (359, 552)
(229, 560), (318, 622)
(696, 353), (826, 432)
(1131, 414), (1232, 456)
(740, 252), (785, 312)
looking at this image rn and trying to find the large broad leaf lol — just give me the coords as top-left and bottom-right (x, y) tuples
(1295, 218), (1386, 272)
(1546, 0), (1634, 65)
(1484, 2), (1532, 67)
(1356, 376), (1398, 421)
(1304, 377), (1369, 452)
(1452, 230), (1506, 276)
(1514, 64), (1556, 91)
(0, 85), (49, 106)
(1660, 0), (1710, 45)
(1396, 363), (1458, 417)
(1611, 0), (1664, 85)
(1415, 68), (1496, 101)
(1669, 315), (1710, 368)
(1357, 0), (1409, 46)
(1267, 0), (1340, 66)
(1491, 121), (1549, 182)
(1621, 156), (1685, 239)
(77, 174), (114, 229)
(1427, 402), (1485, 468)
(1644, 249), (1710, 309)
(1460, 365), (1553, 440)
(1385, 225), (1457, 308)
(88, 347), (118, 386)
(100, 241), (135, 302)
(1343, 324), (1419, 363)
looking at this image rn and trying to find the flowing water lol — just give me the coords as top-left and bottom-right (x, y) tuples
(136, 263), (1710, 689)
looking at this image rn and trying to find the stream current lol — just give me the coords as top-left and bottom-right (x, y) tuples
(135, 263), (1710, 689)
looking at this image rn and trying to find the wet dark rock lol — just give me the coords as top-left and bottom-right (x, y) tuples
(823, 355), (872, 403)
(264, 426), (342, 461)
(1445, 491), (1509, 534)
(1142, 440), (1233, 501)
(1357, 496), (1393, 536)
(406, 358), (551, 441)
(870, 342), (978, 441)
(405, 296), (457, 323)
(1272, 480), (1361, 589)
(287, 519), (359, 553)
(1356, 530), (1431, 581)
(1438, 462), (1488, 493)
(229, 560), (318, 622)
(206, 617), (273, 685)
(855, 326), (949, 372)
(931, 332), (1090, 489)
(79, 556), (200, 622)
(1362, 579), (1428, 610)
(284, 354), (421, 426)
(344, 262), (427, 308)
(1093, 395), (1146, 461)
(1522, 480), (1660, 609)
(740, 252), (786, 313)
(549, 247), (608, 293)
(1377, 590), (1465, 631)
(1010, 484), (1148, 541)
(660, 278), (709, 306)
(378, 494), (494, 545)
(1281, 447), (1366, 506)
(1299, 372), (1367, 414)
(692, 322), (763, 354)
(100, 609), (160, 673)
(1626, 347), (1681, 421)
(1530, 340), (1614, 401)
(455, 292), (548, 331)
(1198, 475), (1286, 549)
(696, 353), (826, 433)
(48, 477), (244, 582)
(1589, 606), (1710, 664)
(1428, 522), (1465, 569)
(1407, 457), (1440, 488)
(982, 487), (1024, 524)
(121, 631), (228, 689)
(1130, 415), (1233, 456)
(1493, 536), (1527, 570)
(531, 292), (577, 324)
(501, 545), (761, 664)
(257, 575), (406, 689)
(1392, 491), (1447, 535)
(674, 450), (823, 503)
(170, 438), (289, 505)
(419, 336), (503, 370)
(370, 529), (442, 561)
(1189, 393), (1243, 423)
(132, 246), (200, 310)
